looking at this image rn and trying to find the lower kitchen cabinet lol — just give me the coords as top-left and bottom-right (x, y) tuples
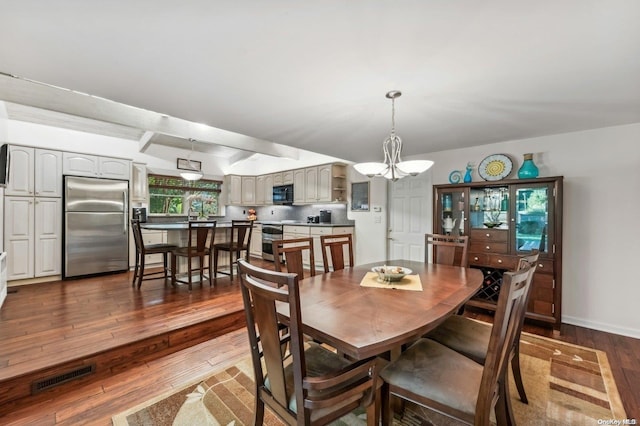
(283, 225), (354, 272)
(4, 196), (61, 280)
(249, 227), (262, 258)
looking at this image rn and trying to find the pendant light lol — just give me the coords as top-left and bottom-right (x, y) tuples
(179, 138), (203, 181)
(354, 91), (434, 181)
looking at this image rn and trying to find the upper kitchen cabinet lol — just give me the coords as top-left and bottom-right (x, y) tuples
(255, 174), (274, 206)
(63, 152), (130, 180)
(303, 164), (347, 204)
(241, 176), (256, 205)
(6, 146), (62, 198)
(226, 175), (256, 206)
(130, 162), (148, 202)
(293, 169), (305, 204)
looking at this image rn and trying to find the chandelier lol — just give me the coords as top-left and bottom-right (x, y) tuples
(353, 91), (433, 181)
(179, 138), (203, 181)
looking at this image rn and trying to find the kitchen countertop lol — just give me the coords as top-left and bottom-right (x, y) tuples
(141, 221), (354, 230)
(258, 221), (354, 227)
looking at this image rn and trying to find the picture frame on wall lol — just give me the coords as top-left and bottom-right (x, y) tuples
(351, 181), (369, 211)
(177, 158), (202, 171)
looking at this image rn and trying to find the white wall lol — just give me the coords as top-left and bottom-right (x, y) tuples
(392, 122), (640, 338)
(347, 170), (388, 265)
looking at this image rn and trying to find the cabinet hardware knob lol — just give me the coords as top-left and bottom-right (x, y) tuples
(486, 233), (490, 237)
(485, 246), (490, 250)
(474, 257), (479, 261)
(538, 263), (544, 268)
(498, 259), (502, 263)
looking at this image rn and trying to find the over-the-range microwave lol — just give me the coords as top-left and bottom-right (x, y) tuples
(272, 184), (294, 205)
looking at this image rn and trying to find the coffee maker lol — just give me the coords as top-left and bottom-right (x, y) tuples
(319, 210), (331, 224)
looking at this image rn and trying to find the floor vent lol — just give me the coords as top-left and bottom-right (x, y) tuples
(31, 364), (96, 394)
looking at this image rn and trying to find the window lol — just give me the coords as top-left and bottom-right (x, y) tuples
(148, 174), (222, 217)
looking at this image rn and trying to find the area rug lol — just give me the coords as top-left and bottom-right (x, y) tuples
(113, 332), (627, 426)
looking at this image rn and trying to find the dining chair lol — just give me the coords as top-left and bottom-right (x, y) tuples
(130, 219), (176, 289)
(272, 237), (316, 279)
(380, 262), (535, 426)
(425, 250), (540, 404)
(320, 233), (354, 273)
(425, 233), (469, 267)
(213, 220), (253, 280)
(170, 220), (216, 291)
(237, 259), (381, 426)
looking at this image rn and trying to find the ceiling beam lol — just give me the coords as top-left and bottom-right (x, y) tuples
(0, 73), (299, 160)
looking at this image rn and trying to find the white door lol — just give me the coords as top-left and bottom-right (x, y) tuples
(34, 198), (62, 277)
(35, 149), (62, 197)
(6, 146), (34, 196)
(99, 157), (131, 179)
(5, 196), (35, 280)
(387, 173), (432, 261)
(304, 167), (318, 203)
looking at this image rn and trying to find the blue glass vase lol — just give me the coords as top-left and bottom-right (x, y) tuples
(463, 165), (473, 183)
(518, 153), (539, 179)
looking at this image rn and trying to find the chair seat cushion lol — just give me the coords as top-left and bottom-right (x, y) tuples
(144, 243), (177, 254)
(425, 315), (490, 364)
(380, 338), (483, 419)
(214, 242), (247, 251)
(173, 246), (212, 256)
(265, 342), (356, 420)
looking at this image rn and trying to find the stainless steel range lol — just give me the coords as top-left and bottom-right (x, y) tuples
(261, 223), (283, 261)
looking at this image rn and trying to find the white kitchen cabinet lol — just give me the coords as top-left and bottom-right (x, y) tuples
(283, 170), (294, 185)
(131, 162), (148, 202)
(34, 198), (62, 277)
(304, 167), (318, 203)
(0, 252), (7, 310)
(293, 169), (305, 204)
(249, 227), (262, 258)
(227, 175), (242, 205)
(255, 175), (266, 205)
(264, 174), (274, 205)
(4, 196), (61, 280)
(6, 146), (62, 198)
(63, 152), (130, 179)
(273, 172), (283, 186)
(4, 196), (34, 280)
(241, 176), (256, 205)
(317, 164), (332, 202)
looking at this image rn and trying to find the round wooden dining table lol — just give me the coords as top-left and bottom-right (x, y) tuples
(276, 259), (483, 360)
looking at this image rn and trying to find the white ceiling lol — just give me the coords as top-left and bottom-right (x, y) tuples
(1, 0), (639, 163)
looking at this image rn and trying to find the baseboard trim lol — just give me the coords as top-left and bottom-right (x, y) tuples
(562, 315), (640, 339)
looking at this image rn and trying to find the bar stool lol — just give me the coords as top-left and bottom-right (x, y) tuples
(130, 219), (176, 289)
(171, 220), (216, 291)
(213, 220), (253, 280)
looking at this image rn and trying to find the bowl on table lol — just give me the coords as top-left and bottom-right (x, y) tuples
(372, 265), (412, 282)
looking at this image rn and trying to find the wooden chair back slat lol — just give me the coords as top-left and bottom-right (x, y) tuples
(320, 234), (354, 273)
(272, 237), (316, 279)
(425, 233), (469, 267)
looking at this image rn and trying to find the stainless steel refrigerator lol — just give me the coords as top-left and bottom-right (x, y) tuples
(63, 176), (129, 278)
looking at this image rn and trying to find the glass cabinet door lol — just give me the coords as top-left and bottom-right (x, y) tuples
(436, 188), (468, 235)
(468, 185), (509, 230)
(513, 183), (554, 254)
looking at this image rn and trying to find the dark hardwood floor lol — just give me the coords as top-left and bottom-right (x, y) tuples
(0, 259), (638, 424)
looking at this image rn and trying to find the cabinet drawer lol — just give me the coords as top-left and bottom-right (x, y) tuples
(310, 227), (332, 236)
(533, 258), (554, 274)
(283, 225), (310, 235)
(485, 254), (518, 270)
(470, 229), (508, 242)
(469, 253), (488, 266)
(470, 241), (509, 254)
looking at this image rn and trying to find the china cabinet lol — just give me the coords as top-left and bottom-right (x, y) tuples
(433, 176), (563, 329)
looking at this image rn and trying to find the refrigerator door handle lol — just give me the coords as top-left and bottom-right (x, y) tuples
(123, 190), (128, 234)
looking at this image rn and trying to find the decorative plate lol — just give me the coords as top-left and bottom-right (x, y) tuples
(478, 154), (513, 181)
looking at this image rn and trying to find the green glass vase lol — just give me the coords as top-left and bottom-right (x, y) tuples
(518, 153), (539, 179)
